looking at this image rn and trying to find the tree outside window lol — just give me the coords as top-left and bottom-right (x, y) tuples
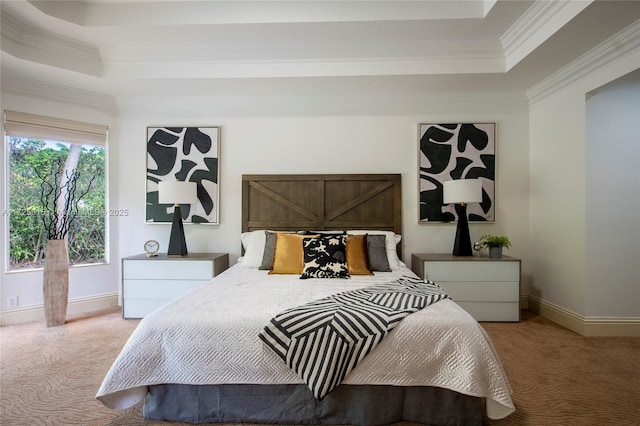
(7, 136), (106, 270)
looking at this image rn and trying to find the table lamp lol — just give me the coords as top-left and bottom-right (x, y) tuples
(158, 180), (198, 256)
(443, 179), (482, 256)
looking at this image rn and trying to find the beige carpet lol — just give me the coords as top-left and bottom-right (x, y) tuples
(1, 308), (639, 426)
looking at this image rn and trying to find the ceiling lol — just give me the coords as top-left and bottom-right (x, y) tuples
(1, 0), (640, 110)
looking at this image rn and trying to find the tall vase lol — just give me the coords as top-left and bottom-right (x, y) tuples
(43, 239), (69, 327)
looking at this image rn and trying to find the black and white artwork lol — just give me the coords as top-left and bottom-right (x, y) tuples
(419, 123), (495, 223)
(146, 127), (220, 224)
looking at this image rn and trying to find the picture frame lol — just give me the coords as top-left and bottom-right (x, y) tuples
(418, 123), (495, 223)
(146, 127), (220, 224)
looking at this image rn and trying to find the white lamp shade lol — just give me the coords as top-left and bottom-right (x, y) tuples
(443, 179), (482, 204)
(158, 181), (198, 205)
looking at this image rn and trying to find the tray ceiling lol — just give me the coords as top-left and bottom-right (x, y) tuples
(1, 0), (639, 108)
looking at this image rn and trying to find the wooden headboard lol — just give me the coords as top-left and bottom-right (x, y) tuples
(242, 173), (402, 239)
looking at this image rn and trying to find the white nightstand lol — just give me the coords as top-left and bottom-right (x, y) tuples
(122, 253), (229, 319)
(411, 253), (521, 322)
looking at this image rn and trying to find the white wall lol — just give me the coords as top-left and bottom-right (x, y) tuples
(1, 92), (529, 324)
(585, 69), (640, 317)
(116, 106), (530, 284)
(0, 92), (119, 323)
(529, 46), (640, 318)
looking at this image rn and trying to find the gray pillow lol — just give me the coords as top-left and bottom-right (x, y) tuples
(259, 231), (277, 270)
(366, 234), (391, 272)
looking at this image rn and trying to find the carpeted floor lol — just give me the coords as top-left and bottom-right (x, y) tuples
(1, 308), (639, 426)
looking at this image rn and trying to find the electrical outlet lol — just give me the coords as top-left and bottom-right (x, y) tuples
(7, 296), (18, 308)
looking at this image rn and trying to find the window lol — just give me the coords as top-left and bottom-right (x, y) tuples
(4, 111), (108, 271)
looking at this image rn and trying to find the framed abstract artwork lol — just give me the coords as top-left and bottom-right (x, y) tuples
(418, 123), (495, 223)
(146, 127), (220, 224)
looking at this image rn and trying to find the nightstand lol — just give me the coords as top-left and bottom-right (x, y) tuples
(411, 253), (521, 322)
(122, 253), (229, 319)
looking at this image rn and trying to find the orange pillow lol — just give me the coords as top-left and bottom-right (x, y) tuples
(269, 233), (318, 274)
(346, 234), (373, 275)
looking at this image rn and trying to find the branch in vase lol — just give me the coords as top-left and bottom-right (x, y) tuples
(35, 157), (95, 241)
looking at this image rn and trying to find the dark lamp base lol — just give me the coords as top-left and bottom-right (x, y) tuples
(168, 205), (188, 257)
(452, 204), (473, 257)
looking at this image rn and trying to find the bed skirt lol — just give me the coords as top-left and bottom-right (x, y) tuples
(143, 383), (482, 425)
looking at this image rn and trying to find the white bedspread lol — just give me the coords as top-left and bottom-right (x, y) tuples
(96, 264), (514, 420)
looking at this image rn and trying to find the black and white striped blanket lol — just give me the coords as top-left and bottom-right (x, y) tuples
(259, 276), (449, 400)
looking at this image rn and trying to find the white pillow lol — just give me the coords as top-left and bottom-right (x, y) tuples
(346, 230), (405, 269)
(240, 230), (268, 268)
(240, 232), (253, 251)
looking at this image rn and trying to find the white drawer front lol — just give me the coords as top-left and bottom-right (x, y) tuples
(123, 280), (207, 299)
(438, 281), (519, 302)
(456, 301), (520, 322)
(425, 261), (519, 282)
(124, 298), (172, 319)
(123, 260), (213, 280)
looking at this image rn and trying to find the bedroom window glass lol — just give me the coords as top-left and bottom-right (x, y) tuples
(3, 111), (108, 271)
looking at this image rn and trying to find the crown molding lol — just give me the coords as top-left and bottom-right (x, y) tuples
(104, 56), (506, 80)
(501, 0), (592, 71)
(100, 40), (505, 79)
(102, 39), (503, 63)
(0, 9), (102, 76)
(1, 68), (527, 116)
(1, 73), (117, 111)
(526, 20), (640, 104)
(115, 92), (527, 116)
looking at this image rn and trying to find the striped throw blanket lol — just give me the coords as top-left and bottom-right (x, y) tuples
(259, 276), (448, 400)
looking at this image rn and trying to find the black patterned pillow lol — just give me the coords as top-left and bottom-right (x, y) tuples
(300, 235), (350, 279)
(302, 230), (347, 235)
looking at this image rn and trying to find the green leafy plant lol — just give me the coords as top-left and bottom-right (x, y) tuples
(8, 137), (105, 270)
(479, 234), (511, 249)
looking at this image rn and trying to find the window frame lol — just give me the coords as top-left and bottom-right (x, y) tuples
(3, 110), (109, 273)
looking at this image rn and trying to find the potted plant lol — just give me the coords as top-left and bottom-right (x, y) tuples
(479, 234), (511, 258)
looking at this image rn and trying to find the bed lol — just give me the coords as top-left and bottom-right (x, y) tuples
(97, 174), (514, 425)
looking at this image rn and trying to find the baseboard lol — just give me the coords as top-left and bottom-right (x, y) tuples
(3, 293), (637, 336)
(0, 293), (119, 326)
(582, 317), (640, 337)
(520, 295), (529, 310)
(527, 295), (640, 337)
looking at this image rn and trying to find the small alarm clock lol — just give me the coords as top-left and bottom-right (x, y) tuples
(144, 240), (159, 257)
